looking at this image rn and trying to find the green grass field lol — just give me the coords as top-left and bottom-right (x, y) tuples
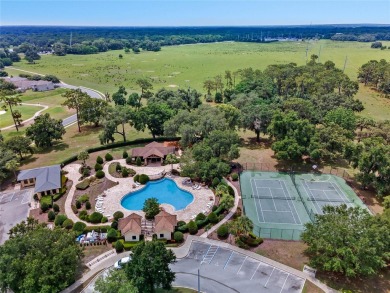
(0, 88), (75, 129)
(0, 104), (43, 129)
(8, 40), (390, 94)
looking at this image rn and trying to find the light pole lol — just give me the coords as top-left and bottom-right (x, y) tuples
(197, 268), (200, 293)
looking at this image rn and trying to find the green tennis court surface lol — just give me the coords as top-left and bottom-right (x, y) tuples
(240, 171), (368, 240)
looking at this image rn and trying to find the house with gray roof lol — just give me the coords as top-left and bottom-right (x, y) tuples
(17, 165), (62, 196)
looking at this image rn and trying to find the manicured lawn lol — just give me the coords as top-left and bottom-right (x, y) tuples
(21, 88), (75, 121)
(0, 104), (43, 128)
(2, 123), (151, 170)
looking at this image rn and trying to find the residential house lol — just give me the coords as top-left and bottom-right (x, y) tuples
(154, 210), (177, 240)
(17, 165), (61, 197)
(2, 77), (55, 92)
(118, 213), (142, 241)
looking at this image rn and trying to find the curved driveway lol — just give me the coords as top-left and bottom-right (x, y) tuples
(5, 67), (104, 127)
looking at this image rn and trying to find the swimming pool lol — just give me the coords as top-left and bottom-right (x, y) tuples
(121, 178), (194, 211)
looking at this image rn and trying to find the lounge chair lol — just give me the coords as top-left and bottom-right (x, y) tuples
(134, 181), (141, 186)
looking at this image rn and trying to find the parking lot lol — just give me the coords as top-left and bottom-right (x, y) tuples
(0, 189), (33, 244)
(172, 241), (306, 293)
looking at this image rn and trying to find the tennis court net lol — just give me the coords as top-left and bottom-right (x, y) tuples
(252, 195), (296, 200)
(307, 197), (353, 203)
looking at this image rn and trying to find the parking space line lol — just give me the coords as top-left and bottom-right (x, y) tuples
(263, 267), (274, 288)
(250, 262), (261, 280)
(223, 251), (234, 269)
(279, 273), (290, 293)
(236, 256), (248, 274)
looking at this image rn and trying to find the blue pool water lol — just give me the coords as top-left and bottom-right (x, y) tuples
(121, 178), (194, 211)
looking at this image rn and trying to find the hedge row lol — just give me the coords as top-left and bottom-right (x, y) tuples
(177, 207), (225, 233)
(60, 137), (180, 166)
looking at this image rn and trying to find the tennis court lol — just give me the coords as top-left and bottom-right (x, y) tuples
(240, 171), (368, 240)
(249, 179), (301, 225)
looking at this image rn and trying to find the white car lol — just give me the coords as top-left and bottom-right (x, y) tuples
(114, 256), (131, 269)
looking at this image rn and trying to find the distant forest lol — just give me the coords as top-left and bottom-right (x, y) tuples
(1, 25), (390, 55)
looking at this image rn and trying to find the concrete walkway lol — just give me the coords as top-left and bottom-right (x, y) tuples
(199, 179), (239, 238)
(62, 235), (337, 293)
(0, 102), (49, 130)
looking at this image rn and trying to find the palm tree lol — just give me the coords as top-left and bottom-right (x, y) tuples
(229, 216), (253, 237)
(0, 92), (22, 131)
(5, 159), (20, 181)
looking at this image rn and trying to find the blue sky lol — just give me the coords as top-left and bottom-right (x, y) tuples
(1, 0), (389, 26)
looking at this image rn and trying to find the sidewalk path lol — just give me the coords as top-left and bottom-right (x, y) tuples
(199, 179), (239, 238)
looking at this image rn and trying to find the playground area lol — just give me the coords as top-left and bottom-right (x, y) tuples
(240, 171), (367, 240)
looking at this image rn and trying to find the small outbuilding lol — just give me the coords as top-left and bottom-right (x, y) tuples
(118, 213), (143, 242)
(154, 210), (177, 240)
(17, 165), (62, 197)
(131, 141), (175, 165)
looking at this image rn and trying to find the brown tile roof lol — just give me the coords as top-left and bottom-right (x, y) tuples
(154, 211), (177, 233)
(118, 213), (142, 235)
(131, 141), (175, 158)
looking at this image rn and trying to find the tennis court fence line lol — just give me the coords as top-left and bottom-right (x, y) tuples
(253, 224), (304, 241)
(241, 163), (353, 181)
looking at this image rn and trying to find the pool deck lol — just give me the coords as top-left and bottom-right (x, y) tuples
(63, 161), (215, 223)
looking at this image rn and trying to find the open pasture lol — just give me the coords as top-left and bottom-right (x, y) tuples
(9, 40), (390, 94)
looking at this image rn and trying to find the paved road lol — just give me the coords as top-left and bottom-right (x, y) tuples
(82, 241), (306, 293)
(5, 67), (105, 127)
(0, 189), (33, 244)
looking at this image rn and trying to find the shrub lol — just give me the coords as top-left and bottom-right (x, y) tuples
(75, 200), (81, 209)
(62, 219), (74, 229)
(139, 174), (150, 184)
(228, 185), (235, 196)
(105, 153), (113, 161)
(95, 170), (105, 179)
(76, 178), (90, 190)
(52, 203), (60, 212)
(40, 202), (49, 213)
(177, 220), (186, 227)
(235, 237), (249, 249)
(214, 92), (223, 103)
(78, 194), (89, 203)
(187, 220), (198, 235)
(231, 173), (238, 181)
(85, 201), (91, 210)
(212, 205), (218, 212)
(217, 224), (229, 238)
(212, 177), (220, 187)
(48, 210), (56, 221)
(94, 163), (103, 171)
(195, 218), (209, 229)
(136, 157), (142, 166)
(96, 156), (104, 164)
(79, 210), (88, 221)
(71, 205), (78, 214)
(89, 212), (103, 223)
(115, 240), (124, 253)
(116, 163), (122, 172)
(122, 151), (128, 158)
(73, 222), (87, 233)
(122, 168), (129, 177)
(82, 168), (91, 177)
(111, 221), (118, 229)
(207, 212), (218, 224)
(133, 174), (140, 182)
(205, 94), (213, 102)
(174, 231), (184, 242)
(54, 214), (68, 226)
(107, 228), (117, 242)
(195, 213), (206, 221)
(101, 216), (108, 223)
(126, 156), (132, 164)
(239, 234), (263, 247)
(113, 211), (124, 221)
